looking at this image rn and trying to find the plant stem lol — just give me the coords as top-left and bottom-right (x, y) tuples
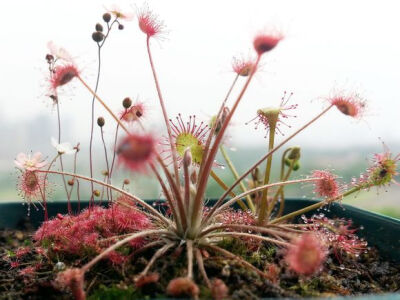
(89, 46), (101, 205)
(267, 150), (295, 220)
(210, 170), (247, 210)
(77, 76), (129, 134)
(100, 126), (111, 202)
(146, 37), (180, 188)
(270, 186), (362, 224)
(192, 56), (261, 227)
(220, 145), (255, 212)
(55, 98), (71, 212)
(81, 230), (168, 273)
(109, 123), (120, 180)
(200, 74), (239, 179)
(258, 126), (276, 224)
(214, 105), (334, 211)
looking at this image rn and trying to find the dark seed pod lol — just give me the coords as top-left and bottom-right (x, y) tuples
(103, 13), (111, 23)
(92, 31), (104, 43)
(45, 54), (54, 63)
(118, 24), (124, 30)
(122, 97), (132, 109)
(97, 117), (105, 127)
(95, 23), (103, 32)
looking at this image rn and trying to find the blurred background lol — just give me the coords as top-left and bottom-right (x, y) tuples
(0, 0), (399, 218)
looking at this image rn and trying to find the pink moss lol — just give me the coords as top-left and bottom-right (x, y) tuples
(34, 204), (153, 263)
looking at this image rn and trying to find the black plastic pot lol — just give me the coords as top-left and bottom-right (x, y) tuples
(1, 199), (399, 299)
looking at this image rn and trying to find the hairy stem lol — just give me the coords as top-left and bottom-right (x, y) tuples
(146, 36), (180, 187)
(186, 240), (194, 279)
(140, 242), (174, 276)
(81, 230), (168, 273)
(270, 186), (362, 224)
(207, 231), (290, 247)
(200, 74), (239, 180)
(195, 249), (211, 288)
(193, 57), (261, 227)
(205, 244), (266, 278)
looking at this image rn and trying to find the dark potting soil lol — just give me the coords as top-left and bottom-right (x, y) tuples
(1, 224), (400, 300)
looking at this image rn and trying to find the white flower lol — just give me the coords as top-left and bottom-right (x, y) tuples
(106, 4), (134, 21)
(51, 137), (76, 155)
(47, 41), (74, 63)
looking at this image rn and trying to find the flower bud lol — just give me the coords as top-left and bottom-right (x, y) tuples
(123, 179), (130, 185)
(67, 179), (74, 186)
(288, 146), (301, 160)
(93, 190), (100, 197)
(122, 97), (132, 108)
(190, 170), (197, 184)
(92, 31), (104, 43)
(97, 117), (105, 127)
(183, 148), (192, 167)
(102, 13), (111, 23)
(95, 23), (103, 32)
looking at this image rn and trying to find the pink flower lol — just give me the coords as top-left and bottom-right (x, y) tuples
(285, 233), (327, 276)
(14, 152), (47, 171)
(311, 170), (340, 199)
(106, 4), (134, 21)
(253, 31), (283, 56)
(329, 91), (366, 119)
(231, 55), (257, 77)
(117, 133), (156, 172)
(50, 64), (79, 91)
(137, 6), (165, 38)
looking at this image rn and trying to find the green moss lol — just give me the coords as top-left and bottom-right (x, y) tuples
(88, 284), (152, 300)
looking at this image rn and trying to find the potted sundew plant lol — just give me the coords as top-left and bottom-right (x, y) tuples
(2, 4), (400, 300)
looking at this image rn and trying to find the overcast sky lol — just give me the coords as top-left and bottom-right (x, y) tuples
(1, 0), (399, 155)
